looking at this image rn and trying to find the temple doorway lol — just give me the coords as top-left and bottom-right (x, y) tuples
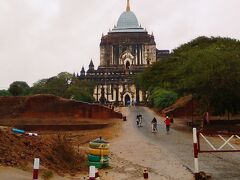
(124, 94), (131, 106)
(126, 61), (130, 69)
(147, 59), (150, 65)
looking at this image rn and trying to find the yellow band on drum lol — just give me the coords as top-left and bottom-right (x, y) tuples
(89, 142), (110, 149)
(89, 148), (110, 156)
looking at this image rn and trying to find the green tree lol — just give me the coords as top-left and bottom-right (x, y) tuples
(64, 78), (95, 103)
(137, 36), (240, 114)
(64, 86), (95, 103)
(8, 81), (30, 96)
(30, 79), (48, 94)
(31, 72), (73, 97)
(0, 90), (12, 96)
(30, 73), (95, 103)
(174, 37), (240, 114)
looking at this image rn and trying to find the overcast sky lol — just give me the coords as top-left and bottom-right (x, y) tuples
(0, 0), (239, 89)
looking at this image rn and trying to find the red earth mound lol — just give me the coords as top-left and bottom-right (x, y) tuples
(0, 128), (87, 174)
(0, 94), (122, 120)
(0, 95), (122, 175)
(162, 95), (197, 117)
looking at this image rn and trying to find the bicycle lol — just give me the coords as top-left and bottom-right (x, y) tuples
(152, 123), (157, 133)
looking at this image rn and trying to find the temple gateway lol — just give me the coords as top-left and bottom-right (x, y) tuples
(78, 0), (169, 105)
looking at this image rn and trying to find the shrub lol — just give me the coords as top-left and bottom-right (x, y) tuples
(151, 88), (178, 109)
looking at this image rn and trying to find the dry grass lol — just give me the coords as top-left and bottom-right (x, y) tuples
(49, 135), (87, 172)
(41, 169), (53, 180)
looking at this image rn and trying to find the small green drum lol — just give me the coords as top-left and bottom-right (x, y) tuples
(88, 154), (109, 162)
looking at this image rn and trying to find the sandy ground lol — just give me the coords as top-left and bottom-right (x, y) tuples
(0, 166), (72, 180)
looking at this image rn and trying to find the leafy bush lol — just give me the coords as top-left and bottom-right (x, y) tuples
(151, 88), (178, 109)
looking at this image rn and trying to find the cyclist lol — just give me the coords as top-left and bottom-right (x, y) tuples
(151, 117), (157, 133)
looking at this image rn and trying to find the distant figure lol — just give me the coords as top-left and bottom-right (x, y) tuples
(136, 115), (140, 127)
(164, 116), (171, 134)
(203, 112), (209, 128)
(151, 117), (157, 133)
(138, 114), (143, 127)
(133, 100), (137, 106)
(136, 114), (143, 127)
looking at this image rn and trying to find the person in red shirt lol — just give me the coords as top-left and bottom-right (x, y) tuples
(164, 116), (171, 134)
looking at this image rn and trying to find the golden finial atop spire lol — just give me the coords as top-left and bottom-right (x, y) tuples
(126, 0), (130, 12)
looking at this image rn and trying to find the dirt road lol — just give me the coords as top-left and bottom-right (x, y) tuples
(101, 107), (193, 180)
(120, 106), (240, 180)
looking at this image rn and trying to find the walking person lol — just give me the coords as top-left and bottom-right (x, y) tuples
(151, 117), (157, 133)
(164, 116), (171, 134)
(138, 114), (143, 127)
(136, 114), (143, 127)
(136, 115), (140, 127)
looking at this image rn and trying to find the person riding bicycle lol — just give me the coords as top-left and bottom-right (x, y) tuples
(151, 117), (157, 133)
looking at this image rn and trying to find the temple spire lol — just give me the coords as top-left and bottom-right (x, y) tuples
(126, 0), (130, 12)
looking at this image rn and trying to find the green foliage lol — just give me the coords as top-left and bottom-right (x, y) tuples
(30, 72), (95, 103)
(30, 79), (48, 94)
(8, 81), (30, 96)
(175, 37), (240, 114)
(0, 90), (12, 96)
(64, 84), (95, 103)
(137, 57), (180, 91)
(137, 36), (240, 114)
(151, 88), (178, 109)
(31, 72), (73, 96)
